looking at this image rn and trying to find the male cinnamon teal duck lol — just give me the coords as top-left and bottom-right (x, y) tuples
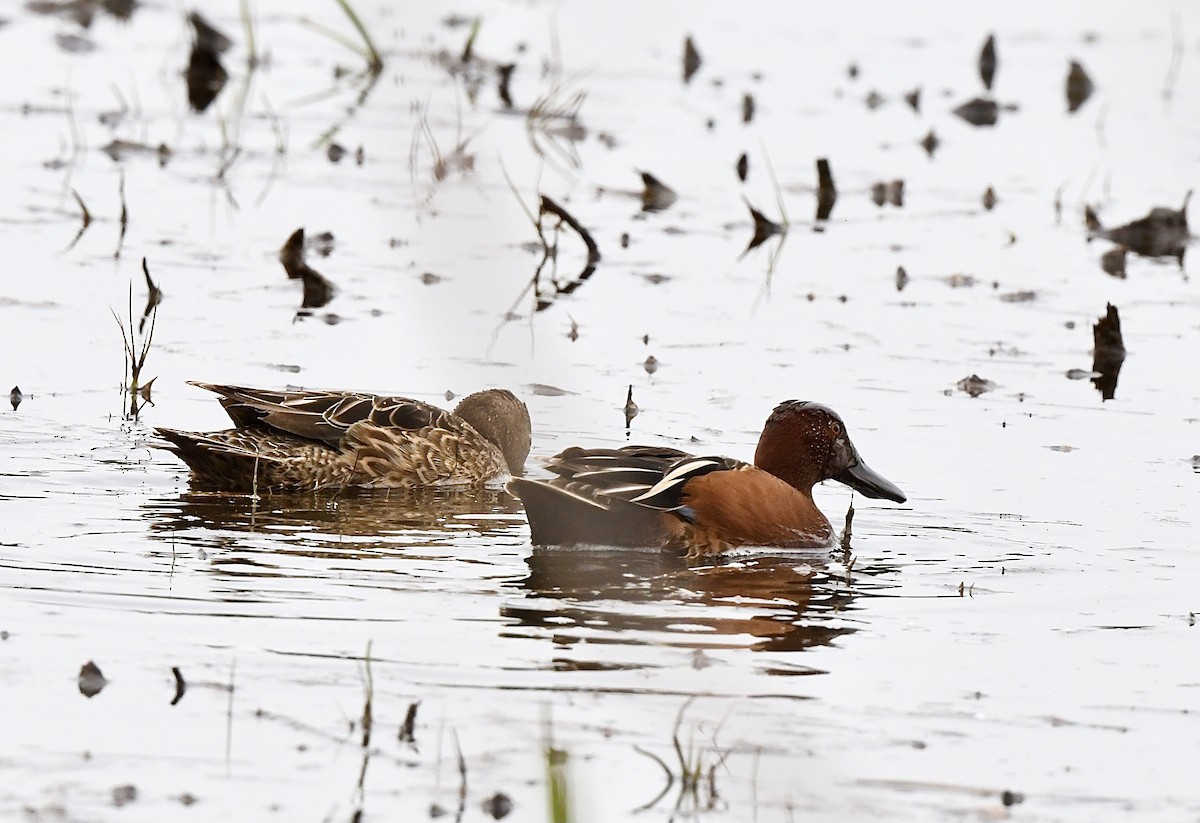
(157, 382), (531, 492)
(508, 400), (904, 556)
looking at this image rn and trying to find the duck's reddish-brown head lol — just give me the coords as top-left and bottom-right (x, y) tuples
(753, 401), (906, 502)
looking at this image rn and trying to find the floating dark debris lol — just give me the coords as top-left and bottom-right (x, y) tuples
(744, 199), (783, 252)
(870, 180), (904, 208)
(683, 36), (702, 83)
(946, 273), (976, 288)
(623, 384), (639, 429)
(957, 374), (995, 397)
(1091, 303), (1126, 400)
(847, 61), (859, 80)
(816, 158), (837, 224)
(736, 152), (748, 182)
(639, 171), (678, 212)
(919, 129), (940, 157)
(998, 290), (1035, 303)
(10, 386), (22, 411)
(170, 666), (186, 705)
(979, 34), (997, 90)
(399, 700), (419, 744)
(480, 792), (513, 820)
(742, 92), (755, 124)
(189, 10), (232, 54)
(865, 90), (886, 110)
(982, 186), (997, 211)
(904, 87), (921, 112)
(102, 139), (172, 166)
(112, 785), (137, 808)
(279, 228), (336, 312)
(496, 63), (516, 109)
(953, 97), (999, 127)
(531, 196), (601, 311)
(56, 32), (95, 54)
(1066, 60), (1094, 113)
(895, 266), (909, 291)
(1086, 192), (1190, 262)
(643, 355), (659, 375)
(1100, 245), (1127, 278)
(78, 660), (107, 698)
(186, 12), (229, 113)
(327, 143), (347, 163)
(139, 257), (162, 334)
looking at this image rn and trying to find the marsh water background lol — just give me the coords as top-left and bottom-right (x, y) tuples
(2, 1), (1199, 821)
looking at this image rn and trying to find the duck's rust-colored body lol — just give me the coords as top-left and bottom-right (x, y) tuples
(509, 401), (905, 556)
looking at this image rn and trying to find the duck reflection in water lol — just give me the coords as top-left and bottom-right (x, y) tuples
(144, 487), (526, 556)
(503, 547), (898, 657)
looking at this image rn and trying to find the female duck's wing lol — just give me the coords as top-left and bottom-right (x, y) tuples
(191, 382), (451, 447)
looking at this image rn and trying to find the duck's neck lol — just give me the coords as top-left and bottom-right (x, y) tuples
(753, 421), (822, 494)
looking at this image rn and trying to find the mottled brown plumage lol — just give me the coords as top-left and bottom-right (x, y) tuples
(157, 382), (531, 492)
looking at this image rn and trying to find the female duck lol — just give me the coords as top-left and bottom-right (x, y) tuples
(508, 400), (905, 556)
(157, 382), (531, 492)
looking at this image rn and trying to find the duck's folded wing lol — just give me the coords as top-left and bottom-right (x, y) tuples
(191, 382), (448, 446)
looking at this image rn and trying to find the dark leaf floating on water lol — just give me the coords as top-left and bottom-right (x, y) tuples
(10, 385), (23, 410)
(865, 90), (886, 110)
(895, 266), (909, 291)
(279, 228), (336, 313)
(496, 63), (516, 109)
(139, 258), (162, 334)
(532, 196), (601, 310)
(983, 186), (997, 211)
(742, 92), (755, 123)
(639, 171), (677, 212)
(623, 384), (639, 429)
(1066, 59), (1095, 113)
(953, 97), (999, 127)
(1086, 192), (1190, 262)
(919, 129), (940, 157)
(816, 158), (837, 224)
(957, 374), (995, 397)
(682, 35), (702, 83)
(904, 87), (921, 112)
(186, 12), (230, 112)
(744, 199), (783, 252)
(870, 180), (904, 208)
(999, 290), (1036, 303)
(1091, 303), (1126, 401)
(327, 143), (347, 163)
(78, 660), (107, 698)
(56, 32), (95, 54)
(736, 152), (749, 182)
(480, 792), (514, 820)
(978, 33), (997, 90)
(112, 785), (137, 807)
(1100, 245), (1127, 278)
(170, 666), (186, 706)
(102, 139), (172, 166)
(643, 355), (659, 375)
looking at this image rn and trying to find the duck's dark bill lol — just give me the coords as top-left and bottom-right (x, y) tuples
(836, 460), (906, 503)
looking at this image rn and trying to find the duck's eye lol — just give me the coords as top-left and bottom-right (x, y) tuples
(829, 421), (842, 437)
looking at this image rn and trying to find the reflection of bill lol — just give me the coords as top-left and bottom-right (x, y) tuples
(504, 549), (898, 656)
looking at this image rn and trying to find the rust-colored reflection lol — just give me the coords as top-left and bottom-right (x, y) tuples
(503, 548), (896, 657)
(143, 487), (525, 553)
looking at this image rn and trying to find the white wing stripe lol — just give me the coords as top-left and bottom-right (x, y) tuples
(630, 458), (720, 502)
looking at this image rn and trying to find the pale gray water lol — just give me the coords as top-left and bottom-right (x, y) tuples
(2, 1), (1199, 821)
